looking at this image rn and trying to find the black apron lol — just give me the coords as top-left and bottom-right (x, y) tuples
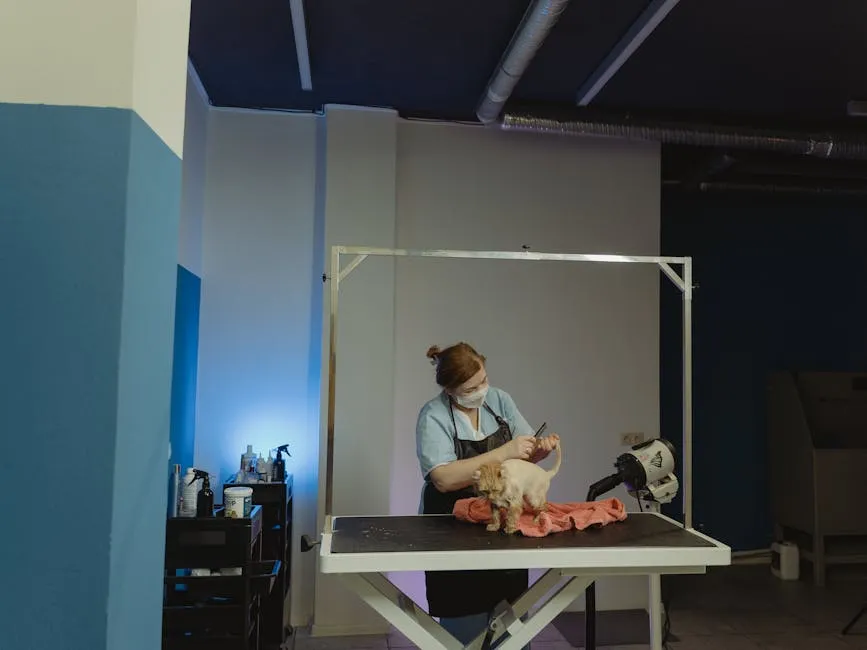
(422, 400), (529, 618)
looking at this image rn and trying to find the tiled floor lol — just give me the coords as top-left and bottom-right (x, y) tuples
(294, 565), (867, 649)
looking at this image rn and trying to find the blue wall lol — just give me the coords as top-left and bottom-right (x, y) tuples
(106, 111), (182, 650)
(0, 103), (180, 650)
(1, 104), (129, 650)
(170, 265), (201, 477)
(661, 190), (867, 551)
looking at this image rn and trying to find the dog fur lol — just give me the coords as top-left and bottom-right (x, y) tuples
(472, 441), (562, 533)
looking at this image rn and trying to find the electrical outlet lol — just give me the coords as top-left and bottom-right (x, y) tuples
(620, 432), (645, 446)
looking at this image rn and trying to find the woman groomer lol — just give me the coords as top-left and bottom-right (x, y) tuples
(415, 342), (560, 644)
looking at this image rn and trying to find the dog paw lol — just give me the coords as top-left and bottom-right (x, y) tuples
(486, 523), (500, 532)
(504, 525), (518, 534)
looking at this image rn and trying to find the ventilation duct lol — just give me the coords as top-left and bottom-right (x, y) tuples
(476, 0), (572, 125)
(690, 181), (867, 196)
(501, 110), (867, 161)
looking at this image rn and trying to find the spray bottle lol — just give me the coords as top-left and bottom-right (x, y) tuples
(271, 444), (291, 483)
(168, 464), (181, 518)
(181, 467), (199, 517)
(192, 469), (214, 518)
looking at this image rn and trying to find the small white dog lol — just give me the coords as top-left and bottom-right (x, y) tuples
(472, 441), (562, 533)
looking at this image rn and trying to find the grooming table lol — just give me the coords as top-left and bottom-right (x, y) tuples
(318, 511), (731, 650)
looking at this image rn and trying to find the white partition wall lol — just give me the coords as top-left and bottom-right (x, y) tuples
(312, 106), (400, 635)
(186, 97), (663, 631)
(389, 122), (662, 615)
(193, 105), (320, 627)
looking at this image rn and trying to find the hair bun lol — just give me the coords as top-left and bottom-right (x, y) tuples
(426, 345), (441, 365)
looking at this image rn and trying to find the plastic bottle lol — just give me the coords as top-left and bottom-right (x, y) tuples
(241, 445), (258, 476)
(194, 470), (214, 518)
(181, 468), (200, 517)
(271, 444), (290, 482)
(265, 452), (274, 483)
(168, 464), (181, 518)
(257, 454), (269, 483)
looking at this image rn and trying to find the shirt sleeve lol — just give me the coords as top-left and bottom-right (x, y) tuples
(416, 407), (457, 480)
(499, 390), (535, 437)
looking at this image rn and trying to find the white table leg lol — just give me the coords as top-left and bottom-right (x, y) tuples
(339, 573), (462, 650)
(338, 566), (681, 650)
(484, 575), (594, 650)
(648, 573), (663, 650)
(461, 569), (567, 650)
(337, 570), (593, 650)
(497, 569), (567, 620)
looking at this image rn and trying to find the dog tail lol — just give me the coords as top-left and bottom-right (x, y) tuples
(547, 441), (562, 477)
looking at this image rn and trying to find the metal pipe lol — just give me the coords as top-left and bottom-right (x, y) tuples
(682, 259), (693, 530)
(585, 582), (597, 650)
(476, 0), (572, 125)
(501, 110), (867, 161)
(576, 0), (682, 106)
(696, 181), (867, 196)
(334, 245), (687, 265)
(289, 0), (313, 90)
(325, 247), (340, 516)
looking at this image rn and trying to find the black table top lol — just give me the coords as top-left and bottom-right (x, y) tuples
(329, 512), (715, 555)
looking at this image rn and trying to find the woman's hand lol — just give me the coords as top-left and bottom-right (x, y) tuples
(498, 436), (537, 462)
(530, 434), (560, 463)
(431, 436), (539, 493)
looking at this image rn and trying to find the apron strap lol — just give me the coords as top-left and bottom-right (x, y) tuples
(448, 397), (513, 458)
(448, 399), (461, 457)
(483, 402), (512, 439)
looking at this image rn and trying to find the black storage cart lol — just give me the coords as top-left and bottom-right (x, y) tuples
(162, 505), (281, 650)
(224, 475), (294, 649)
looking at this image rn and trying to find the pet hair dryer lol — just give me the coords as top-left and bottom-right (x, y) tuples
(583, 438), (679, 650)
(586, 438), (679, 505)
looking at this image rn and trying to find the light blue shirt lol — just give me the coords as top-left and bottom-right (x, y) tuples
(415, 386), (535, 483)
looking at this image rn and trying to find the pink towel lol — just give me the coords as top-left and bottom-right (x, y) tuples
(453, 497), (628, 537)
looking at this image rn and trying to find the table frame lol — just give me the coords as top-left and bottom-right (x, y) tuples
(322, 246), (695, 528)
(318, 512), (730, 650)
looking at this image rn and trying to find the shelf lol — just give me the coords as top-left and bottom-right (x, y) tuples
(165, 506), (262, 571)
(221, 478), (293, 650)
(163, 505), (266, 650)
(166, 560), (281, 597)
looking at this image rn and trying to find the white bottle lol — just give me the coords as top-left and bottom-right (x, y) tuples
(265, 452), (274, 483)
(257, 454), (269, 483)
(181, 468), (200, 517)
(241, 445), (257, 477)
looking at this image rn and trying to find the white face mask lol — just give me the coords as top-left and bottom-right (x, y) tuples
(453, 384), (488, 410)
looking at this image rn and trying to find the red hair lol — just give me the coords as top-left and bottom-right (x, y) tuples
(426, 342), (486, 391)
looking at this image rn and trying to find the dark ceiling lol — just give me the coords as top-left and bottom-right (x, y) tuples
(189, 0), (867, 193)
